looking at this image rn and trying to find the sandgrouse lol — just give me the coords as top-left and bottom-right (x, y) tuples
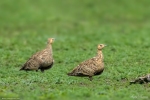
(130, 74), (150, 84)
(20, 38), (55, 72)
(68, 44), (106, 81)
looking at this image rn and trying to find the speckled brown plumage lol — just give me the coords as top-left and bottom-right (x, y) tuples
(67, 44), (106, 81)
(130, 74), (150, 84)
(20, 38), (55, 72)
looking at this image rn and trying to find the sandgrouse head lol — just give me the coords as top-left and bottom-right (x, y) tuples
(47, 38), (55, 44)
(97, 44), (106, 50)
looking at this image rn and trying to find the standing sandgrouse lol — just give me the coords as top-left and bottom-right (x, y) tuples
(20, 38), (55, 72)
(67, 44), (106, 81)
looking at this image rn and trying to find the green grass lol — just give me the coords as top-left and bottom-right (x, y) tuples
(0, 0), (150, 100)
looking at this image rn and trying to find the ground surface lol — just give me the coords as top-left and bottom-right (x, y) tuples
(0, 0), (150, 100)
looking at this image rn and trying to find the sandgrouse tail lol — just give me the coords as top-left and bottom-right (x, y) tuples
(20, 38), (55, 72)
(68, 44), (106, 81)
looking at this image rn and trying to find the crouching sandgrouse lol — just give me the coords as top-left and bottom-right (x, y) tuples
(68, 44), (106, 81)
(20, 38), (55, 72)
(130, 74), (150, 84)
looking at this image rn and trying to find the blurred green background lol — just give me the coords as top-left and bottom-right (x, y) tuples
(0, 0), (150, 100)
